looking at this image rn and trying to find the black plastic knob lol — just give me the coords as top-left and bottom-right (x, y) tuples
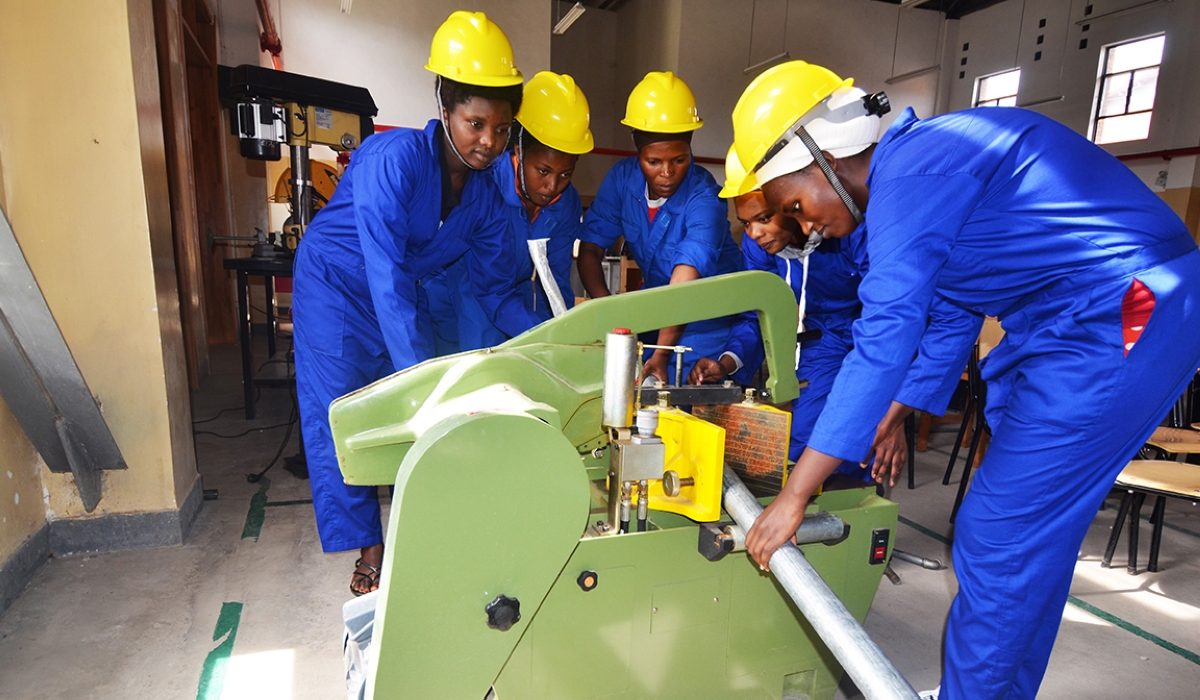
(577, 570), (599, 592)
(485, 594), (521, 631)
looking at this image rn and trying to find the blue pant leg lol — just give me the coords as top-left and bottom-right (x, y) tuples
(293, 261), (392, 553)
(942, 253), (1200, 700)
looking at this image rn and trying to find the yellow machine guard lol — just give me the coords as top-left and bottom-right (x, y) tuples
(642, 407), (725, 522)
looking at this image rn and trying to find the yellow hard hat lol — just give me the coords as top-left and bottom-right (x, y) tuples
(517, 72), (594, 155)
(620, 71), (704, 134)
(425, 11), (523, 87)
(731, 61), (853, 176)
(717, 145), (761, 199)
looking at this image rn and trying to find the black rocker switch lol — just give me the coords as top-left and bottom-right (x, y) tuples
(870, 528), (890, 565)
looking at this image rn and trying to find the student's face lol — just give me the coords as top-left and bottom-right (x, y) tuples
(444, 97), (513, 169)
(734, 191), (801, 255)
(638, 141), (691, 200)
(521, 146), (577, 208)
(762, 163), (859, 239)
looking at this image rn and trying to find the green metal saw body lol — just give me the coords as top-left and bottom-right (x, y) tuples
(329, 272), (898, 699)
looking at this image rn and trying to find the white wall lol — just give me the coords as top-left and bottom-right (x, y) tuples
(946, 0), (1200, 161)
(551, 2), (622, 199)
(549, 0), (947, 197)
(221, 0), (552, 130)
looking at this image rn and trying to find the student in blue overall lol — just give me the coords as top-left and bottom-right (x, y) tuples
(688, 147), (905, 486)
(735, 61), (1200, 700)
(291, 12), (539, 597)
(455, 71), (593, 350)
(577, 71), (743, 383)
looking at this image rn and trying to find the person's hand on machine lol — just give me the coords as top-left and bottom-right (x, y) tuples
(688, 355), (736, 385)
(642, 353), (671, 385)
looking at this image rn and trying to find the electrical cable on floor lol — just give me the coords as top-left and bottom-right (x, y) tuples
(192, 406), (240, 425)
(248, 336), (299, 484)
(194, 421), (295, 439)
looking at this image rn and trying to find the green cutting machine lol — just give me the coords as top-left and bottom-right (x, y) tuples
(330, 271), (909, 700)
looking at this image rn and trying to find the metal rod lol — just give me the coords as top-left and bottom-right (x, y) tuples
(637, 480), (648, 532)
(290, 144), (313, 230)
(725, 511), (847, 551)
(891, 549), (945, 571)
(620, 481), (633, 529)
(722, 469), (919, 700)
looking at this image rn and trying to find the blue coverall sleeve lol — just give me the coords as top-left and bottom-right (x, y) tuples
(548, 200), (583, 310)
(580, 166), (626, 249)
(470, 192), (543, 337)
(351, 151), (424, 368)
(670, 190), (734, 277)
(894, 295), (983, 415)
(807, 172), (986, 462)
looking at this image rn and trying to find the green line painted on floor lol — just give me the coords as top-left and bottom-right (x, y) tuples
(264, 498), (313, 508)
(241, 477), (270, 541)
(899, 512), (1200, 669)
(898, 515), (952, 546)
(1067, 596), (1200, 667)
(196, 601), (244, 700)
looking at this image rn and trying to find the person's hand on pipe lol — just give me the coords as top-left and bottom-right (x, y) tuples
(744, 447), (843, 571)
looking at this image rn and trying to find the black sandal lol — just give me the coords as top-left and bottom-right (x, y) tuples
(350, 557), (381, 597)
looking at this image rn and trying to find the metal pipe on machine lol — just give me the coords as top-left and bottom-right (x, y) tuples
(601, 328), (638, 430)
(722, 469), (919, 700)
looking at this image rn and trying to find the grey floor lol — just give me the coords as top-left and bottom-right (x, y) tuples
(1, 343), (1199, 699)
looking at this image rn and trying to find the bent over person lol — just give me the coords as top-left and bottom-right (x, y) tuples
(291, 12), (538, 597)
(734, 61), (1200, 700)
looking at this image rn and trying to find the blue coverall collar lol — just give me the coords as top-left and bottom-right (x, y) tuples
(623, 157), (698, 216)
(867, 108), (919, 189)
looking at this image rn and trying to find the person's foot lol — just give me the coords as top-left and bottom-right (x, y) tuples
(918, 686), (940, 699)
(350, 544), (384, 596)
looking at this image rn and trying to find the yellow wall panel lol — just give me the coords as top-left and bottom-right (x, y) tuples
(0, 0), (196, 529)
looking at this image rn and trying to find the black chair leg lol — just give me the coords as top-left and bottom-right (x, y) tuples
(1102, 491), (1134, 568)
(905, 413), (916, 490)
(1128, 492), (1147, 575)
(949, 417), (986, 524)
(943, 395), (973, 485)
(1148, 495), (1167, 573)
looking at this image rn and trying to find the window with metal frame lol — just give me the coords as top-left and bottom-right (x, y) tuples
(974, 69), (1021, 108)
(1092, 34), (1165, 145)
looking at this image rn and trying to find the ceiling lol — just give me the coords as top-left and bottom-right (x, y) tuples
(870, 0), (1010, 19)
(574, 1), (1007, 21)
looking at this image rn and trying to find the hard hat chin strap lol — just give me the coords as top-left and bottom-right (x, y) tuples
(515, 125), (534, 204)
(794, 125), (864, 226)
(436, 76), (487, 172)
